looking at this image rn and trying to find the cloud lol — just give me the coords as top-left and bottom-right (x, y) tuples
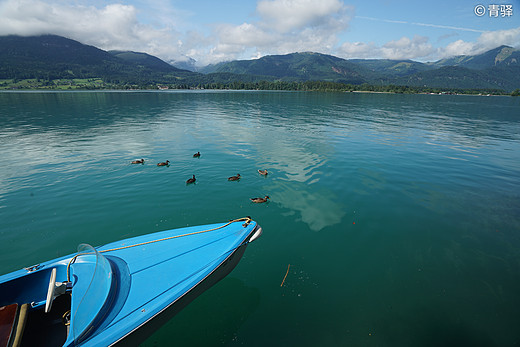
(0, 0), (188, 61)
(381, 36), (434, 60)
(202, 0), (353, 64)
(434, 26), (520, 59)
(257, 0), (347, 33)
(1, 0), (518, 66)
(338, 26), (520, 61)
(0, 0), (355, 65)
(338, 36), (434, 60)
(216, 23), (277, 48)
(477, 27), (520, 49)
(336, 42), (378, 59)
(0, 1), (138, 43)
(441, 40), (477, 57)
(345, 15), (520, 61)
(197, 23), (280, 64)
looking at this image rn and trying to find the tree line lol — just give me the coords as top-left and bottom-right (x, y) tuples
(167, 80), (509, 95)
(2, 77), (513, 95)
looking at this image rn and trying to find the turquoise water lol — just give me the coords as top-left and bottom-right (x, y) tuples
(1, 91), (519, 346)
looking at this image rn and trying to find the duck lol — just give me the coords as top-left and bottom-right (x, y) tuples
(250, 196), (270, 203)
(157, 160), (170, 166)
(186, 175), (196, 184)
(131, 158), (145, 164)
(193, 152), (201, 158)
(258, 169), (268, 176)
(228, 173), (241, 181)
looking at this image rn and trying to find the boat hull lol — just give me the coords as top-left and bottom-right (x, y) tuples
(0, 218), (262, 347)
(111, 241), (249, 346)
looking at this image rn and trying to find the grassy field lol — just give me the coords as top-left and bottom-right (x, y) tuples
(0, 78), (109, 90)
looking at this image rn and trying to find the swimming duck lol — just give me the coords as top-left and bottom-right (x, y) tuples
(157, 160), (170, 166)
(131, 159), (145, 164)
(186, 175), (196, 184)
(193, 152), (201, 158)
(258, 169), (268, 176)
(250, 196), (270, 203)
(228, 173), (241, 181)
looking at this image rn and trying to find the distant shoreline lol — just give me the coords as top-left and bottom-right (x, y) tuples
(1, 79), (515, 96)
(0, 88), (514, 98)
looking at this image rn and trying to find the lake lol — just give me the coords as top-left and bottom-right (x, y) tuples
(1, 90), (519, 346)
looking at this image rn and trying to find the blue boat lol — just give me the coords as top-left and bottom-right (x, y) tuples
(0, 217), (262, 346)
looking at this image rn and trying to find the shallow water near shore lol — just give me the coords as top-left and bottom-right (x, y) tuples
(1, 90), (519, 346)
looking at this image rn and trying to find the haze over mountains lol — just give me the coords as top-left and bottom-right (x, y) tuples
(1, 35), (519, 91)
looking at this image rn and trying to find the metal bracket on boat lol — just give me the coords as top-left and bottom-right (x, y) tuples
(24, 264), (43, 272)
(28, 270), (70, 312)
(54, 282), (68, 296)
(31, 301), (43, 309)
(248, 225), (263, 243)
(45, 268), (68, 313)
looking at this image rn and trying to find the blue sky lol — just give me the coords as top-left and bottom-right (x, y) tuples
(1, 0), (519, 66)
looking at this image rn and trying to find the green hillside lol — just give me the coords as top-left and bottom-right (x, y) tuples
(0, 35), (518, 92)
(432, 45), (520, 70)
(201, 52), (371, 84)
(349, 59), (432, 77)
(200, 48), (519, 91)
(396, 66), (512, 90)
(0, 35), (192, 84)
(108, 50), (178, 72)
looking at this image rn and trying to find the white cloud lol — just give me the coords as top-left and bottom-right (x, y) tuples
(338, 26), (520, 62)
(338, 36), (434, 60)
(0, 0), (354, 65)
(477, 27), (520, 49)
(203, 0), (353, 64)
(216, 23), (276, 47)
(0, 0), (188, 61)
(440, 40), (477, 57)
(381, 36), (434, 60)
(433, 26), (520, 60)
(0, 1), (137, 42)
(257, 0), (347, 33)
(337, 42), (379, 59)
(1, 0), (518, 65)
(193, 23), (278, 64)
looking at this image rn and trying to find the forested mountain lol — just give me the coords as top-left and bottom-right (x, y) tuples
(0, 35), (192, 83)
(0, 35), (519, 91)
(348, 59), (432, 77)
(108, 50), (177, 72)
(203, 47), (520, 91)
(200, 52), (372, 84)
(395, 66), (518, 90)
(432, 45), (520, 69)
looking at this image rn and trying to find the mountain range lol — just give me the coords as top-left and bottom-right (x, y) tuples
(0, 35), (519, 91)
(202, 47), (520, 91)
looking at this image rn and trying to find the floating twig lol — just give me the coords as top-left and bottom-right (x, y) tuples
(281, 264), (291, 287)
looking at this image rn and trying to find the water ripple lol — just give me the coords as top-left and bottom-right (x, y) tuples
(1, 92), (520, 346)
